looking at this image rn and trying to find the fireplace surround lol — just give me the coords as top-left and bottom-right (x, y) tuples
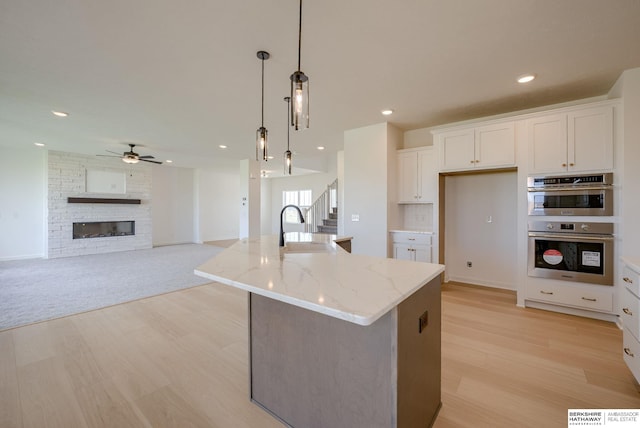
(73, 221), (135, 239)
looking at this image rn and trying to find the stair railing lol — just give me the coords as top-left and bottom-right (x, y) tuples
(304, 179), (338, 233)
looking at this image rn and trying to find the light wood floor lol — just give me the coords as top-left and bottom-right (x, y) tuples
(1, 281), (638, 428)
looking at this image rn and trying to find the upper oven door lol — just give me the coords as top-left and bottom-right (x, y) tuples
(527, 187), (612, 216)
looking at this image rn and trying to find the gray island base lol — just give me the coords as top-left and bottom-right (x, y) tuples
(250, 275), (441, 428)
(194, 234), (444, 428)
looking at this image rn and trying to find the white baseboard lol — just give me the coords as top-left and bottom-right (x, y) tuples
(0, 253), (45, 262)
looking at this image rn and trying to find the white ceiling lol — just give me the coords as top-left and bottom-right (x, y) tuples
(1, 0), (640, 174)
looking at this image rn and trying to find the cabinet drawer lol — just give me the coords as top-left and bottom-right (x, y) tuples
(390, 232), (432, 245)
(527, 283), (613, 312)
(623, 265), (640, 298)
(623, 328), (640, 383)
(622, 287), (640, 341)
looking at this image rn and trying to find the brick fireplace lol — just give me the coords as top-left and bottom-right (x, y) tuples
(47, 151), (153, 258)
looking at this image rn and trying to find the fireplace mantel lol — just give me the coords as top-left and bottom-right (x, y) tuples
(67, 197), (141, 204)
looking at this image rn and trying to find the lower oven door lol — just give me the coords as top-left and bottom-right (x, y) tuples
(527, 232), (613, 285)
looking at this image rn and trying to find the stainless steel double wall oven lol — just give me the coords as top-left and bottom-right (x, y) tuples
(527, 173), (614, 286)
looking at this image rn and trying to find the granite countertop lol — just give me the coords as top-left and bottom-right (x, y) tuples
(195, 233), (444, 326)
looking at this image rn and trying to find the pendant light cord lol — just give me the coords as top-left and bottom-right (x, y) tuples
(261, 57), (265, 126)
(286, 97), (291, 150)
(297, 0), (302, 71)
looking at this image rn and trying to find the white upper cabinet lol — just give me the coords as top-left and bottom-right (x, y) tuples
(528, 105), (613, 174)
(397, 147), (436, 204)
(437, 122), (515, 172)
(397, 148), (436, 203)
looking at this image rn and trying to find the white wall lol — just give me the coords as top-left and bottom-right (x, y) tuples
(444, 171), (518, 289)
(0, 146), (46, 260)
(344, 122), (398, 257)
(152, 165), (195, 246)
(612, 68), (640, 258)
(197, 165), (241, 242)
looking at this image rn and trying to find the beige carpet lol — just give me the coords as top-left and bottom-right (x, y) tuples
(0, 244), (224, 330)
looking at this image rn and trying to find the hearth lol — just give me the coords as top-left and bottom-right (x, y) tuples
(73, 221), (135, 239)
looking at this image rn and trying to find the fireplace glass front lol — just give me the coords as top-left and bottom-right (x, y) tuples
(73, 221), (135, 239)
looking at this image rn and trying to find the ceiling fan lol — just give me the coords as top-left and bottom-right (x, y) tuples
(97, 144), (162, 165)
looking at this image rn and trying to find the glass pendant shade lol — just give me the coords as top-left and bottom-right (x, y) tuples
(256, 126), (268, 161)
(290, 71), (309, 131)
(284, 150), (292, 175)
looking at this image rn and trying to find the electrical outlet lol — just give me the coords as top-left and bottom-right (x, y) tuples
(467, 261), (472, 268)
(351, 214), (360, 222)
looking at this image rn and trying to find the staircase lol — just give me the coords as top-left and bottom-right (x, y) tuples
(304, 179), (338, 235)
(317, 208), (338, 234)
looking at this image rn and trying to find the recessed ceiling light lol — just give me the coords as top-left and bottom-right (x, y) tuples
(166, 160), (173, 163)
(381, 109), (394, 116)
(317, 146), (325, 150)
(219, 145), (227, 149)
(34, 142), (45, 147)
(517, 74), (536, 84)
(51, 110), (69, 117)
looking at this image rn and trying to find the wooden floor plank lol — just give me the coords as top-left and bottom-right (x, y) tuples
(1, 280), (638, 427)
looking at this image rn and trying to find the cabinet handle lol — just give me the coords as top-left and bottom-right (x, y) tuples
(470, 160), (474, 164)
(623, 308), (633, 316)
(540, 291), (554, 295)
(581, 297), (597, 302)
(624, 277), (634, 284)
(569, 163), (575, 167)
(408, 238), (415, 241)
(562, 163), (567, 167)
(625, 347), (635, 357)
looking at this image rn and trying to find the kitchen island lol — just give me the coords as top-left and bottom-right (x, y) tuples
(195, 233), (444, 428)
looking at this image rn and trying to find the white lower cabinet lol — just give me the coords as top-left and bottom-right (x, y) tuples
(621, 259), (640, 383)
(390, 232), (432, 263)
(526, 282), (613, 312)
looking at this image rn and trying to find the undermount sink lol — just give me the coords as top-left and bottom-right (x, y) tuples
(281, 241), (336, 254)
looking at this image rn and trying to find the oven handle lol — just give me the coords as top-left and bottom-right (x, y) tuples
(527, 185), (611, 192)
(527, 232), (614, 241)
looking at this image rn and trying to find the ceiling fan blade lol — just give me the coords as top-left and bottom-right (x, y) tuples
(138, 155), (155, 159)
(96, 154), (122, 158)
(140, 158), (163, 165)
(105, 150), (123, 155)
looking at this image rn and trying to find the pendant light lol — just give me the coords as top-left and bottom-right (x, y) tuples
(290, 0), (309, 131)
(256, 50), (270, 161)
(284, 96), (292, 175)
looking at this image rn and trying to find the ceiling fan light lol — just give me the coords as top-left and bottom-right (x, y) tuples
(122, 154), (139, 164)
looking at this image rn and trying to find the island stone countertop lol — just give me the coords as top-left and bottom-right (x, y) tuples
(195, 233), (444, 326)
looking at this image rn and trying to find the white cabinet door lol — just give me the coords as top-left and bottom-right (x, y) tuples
(438, 129), (475, 171)
(413, 245), (432, 263)
(568, 106), (613, 172)
(417, 149), (436, 202)
(528, 105), (613, 174)
(393, 243), (414, 261)
(475, 122), (515, 168)
(528, 113), (567, 174)
(438, 123), (515, 172)
(398, 151), (419, 203)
